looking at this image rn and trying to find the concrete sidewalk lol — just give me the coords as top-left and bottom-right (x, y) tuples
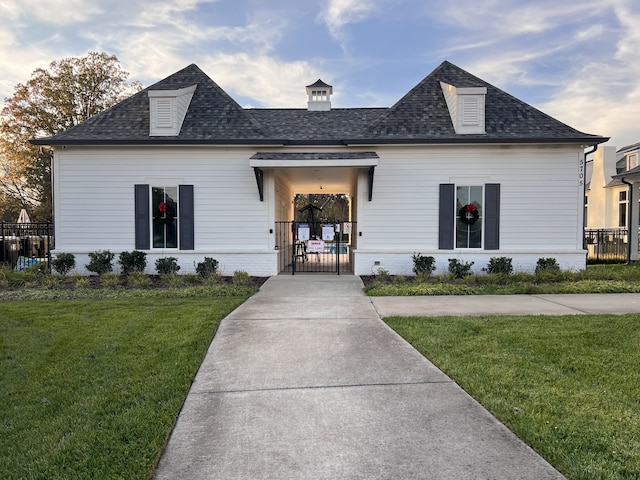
(153, 275), (571, 479)
(371, 292), (640, 317)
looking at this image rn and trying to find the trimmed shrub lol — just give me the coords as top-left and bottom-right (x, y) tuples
(195, 257), (219, 278)
(448, 258), (474, 279)
(536, 257), (561, 274)
(118, 250), (147, 275)
(486, 257), (513, 275)
(412, 252), (436, 276)
(51, 253), (76, 276)
(86, 250), (114, 275)
(155, 257), (180, 275)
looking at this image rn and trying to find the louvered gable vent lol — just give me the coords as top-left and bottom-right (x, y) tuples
(155, 98), (174, 128)
(440, 82), (486, 134)
(461, 96), (479, 126)
(148, 85), (197, 136)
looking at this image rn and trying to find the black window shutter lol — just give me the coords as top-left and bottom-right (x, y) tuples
(179, 185), (194, 250)
(439, 184), (455, 249)
(134, 184), (150, 250)
(484, 183), (500, 250)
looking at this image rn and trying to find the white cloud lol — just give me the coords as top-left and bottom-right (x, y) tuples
(612, 0), (640, 65)
(317, 0), (379, 43)
(202, 53), (324, 107)
(532, 0), (640, 148)
(437, 0), (608, 36)
(1, 0), (639, 151)
(0, 0), (103, 26)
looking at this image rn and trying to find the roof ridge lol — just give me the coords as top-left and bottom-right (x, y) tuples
(31, 61), (608, 146)
(360, 60), (603, 141)
(151, 64), (270, 138)
(361, 61), (450, 133)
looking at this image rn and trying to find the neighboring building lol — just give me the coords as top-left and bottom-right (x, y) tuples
(585, 146), (620, 229)
(586, 143), (640, 230)
(32, 61), (608, 276)
(586, 143), (640, 261)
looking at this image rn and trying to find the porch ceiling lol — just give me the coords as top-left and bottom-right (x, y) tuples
(284, 166), (357, 194)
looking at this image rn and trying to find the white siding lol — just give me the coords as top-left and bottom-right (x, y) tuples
(53, 146), (276, 275)
(354, 144), (585, 274)
(53, 143), (587, 276)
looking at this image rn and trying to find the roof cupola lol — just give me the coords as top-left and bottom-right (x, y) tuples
(306, 79), (332, 111)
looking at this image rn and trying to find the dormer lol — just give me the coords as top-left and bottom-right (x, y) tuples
(148, 84), (197, 136)
(440, 82), (487, 134)
(306, 79), (332, 111)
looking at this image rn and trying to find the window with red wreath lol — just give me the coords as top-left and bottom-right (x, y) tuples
(456, 185), (482, 248)
(152, 186), (178, 248)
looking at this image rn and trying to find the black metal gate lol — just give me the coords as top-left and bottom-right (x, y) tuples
(275, 221), (355, 274)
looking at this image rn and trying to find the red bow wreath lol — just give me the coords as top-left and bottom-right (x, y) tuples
(156, 201), (175, 224)
(459, 203), (479, 225)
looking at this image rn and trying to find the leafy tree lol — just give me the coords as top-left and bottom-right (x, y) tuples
(0, 52), (142, 221)
(294, 194), (350, 223)
(0, 189), (21, 222)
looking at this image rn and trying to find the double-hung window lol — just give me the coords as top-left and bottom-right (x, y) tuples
(134, 184), (194, 250)
(619, 191), (628, 228)
(152, 186), (178, 248)
(456, 185), (483, 248)
(439, 183), (500, 250)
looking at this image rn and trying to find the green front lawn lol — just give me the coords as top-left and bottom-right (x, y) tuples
(385, 314), (640, 480)
(0, 295), (250, 480)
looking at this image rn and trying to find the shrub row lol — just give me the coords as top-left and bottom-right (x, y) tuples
(51, 251), (221, 278)
(407, 253), (560, 280)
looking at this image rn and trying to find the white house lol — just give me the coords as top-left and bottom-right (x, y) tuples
(32, 61), (608, 276)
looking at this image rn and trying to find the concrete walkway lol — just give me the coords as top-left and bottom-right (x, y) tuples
(152, 275), (624, 479)
(372, 292), (640, 317)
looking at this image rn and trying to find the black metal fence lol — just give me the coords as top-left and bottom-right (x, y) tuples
(585, 228), (629, 263)
(275, 221), (355, 274)
(0, 222), (53, 270)
(0, 223), (631, 269)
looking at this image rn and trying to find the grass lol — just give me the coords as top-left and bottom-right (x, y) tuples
(2, 263), (640, 478)
(385, 314), (640, 480)
(0, 294), (251, 480)
(364, 263), (640, 296)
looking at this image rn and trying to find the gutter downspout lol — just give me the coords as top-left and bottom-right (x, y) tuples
(583, 145), (597, 249)
(620, 176), (633, 264)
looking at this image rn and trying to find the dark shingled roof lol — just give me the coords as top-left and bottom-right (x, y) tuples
(353, 61), (606, 144)
(32, 61), (608, 147)
(306, 79), (332, 89)
(33, 64), (272, 145)
(246, 108), (386, 141)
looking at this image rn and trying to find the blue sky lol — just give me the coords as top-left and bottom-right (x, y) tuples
(1, 0), (638, 148)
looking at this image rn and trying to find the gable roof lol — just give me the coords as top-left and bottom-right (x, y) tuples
(33, 64), (273, 145)
(353, 61), (605, 144)
(32, 61), (608, 147)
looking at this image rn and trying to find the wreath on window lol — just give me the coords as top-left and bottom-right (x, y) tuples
(459, 203), (479, 225)
(155, 201), (175, 225)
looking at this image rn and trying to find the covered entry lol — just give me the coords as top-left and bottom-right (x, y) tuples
(250, 151), (378, 274)
(275, 220), (356, 274)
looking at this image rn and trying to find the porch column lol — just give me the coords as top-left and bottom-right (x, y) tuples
(631, 183), (640, 261)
